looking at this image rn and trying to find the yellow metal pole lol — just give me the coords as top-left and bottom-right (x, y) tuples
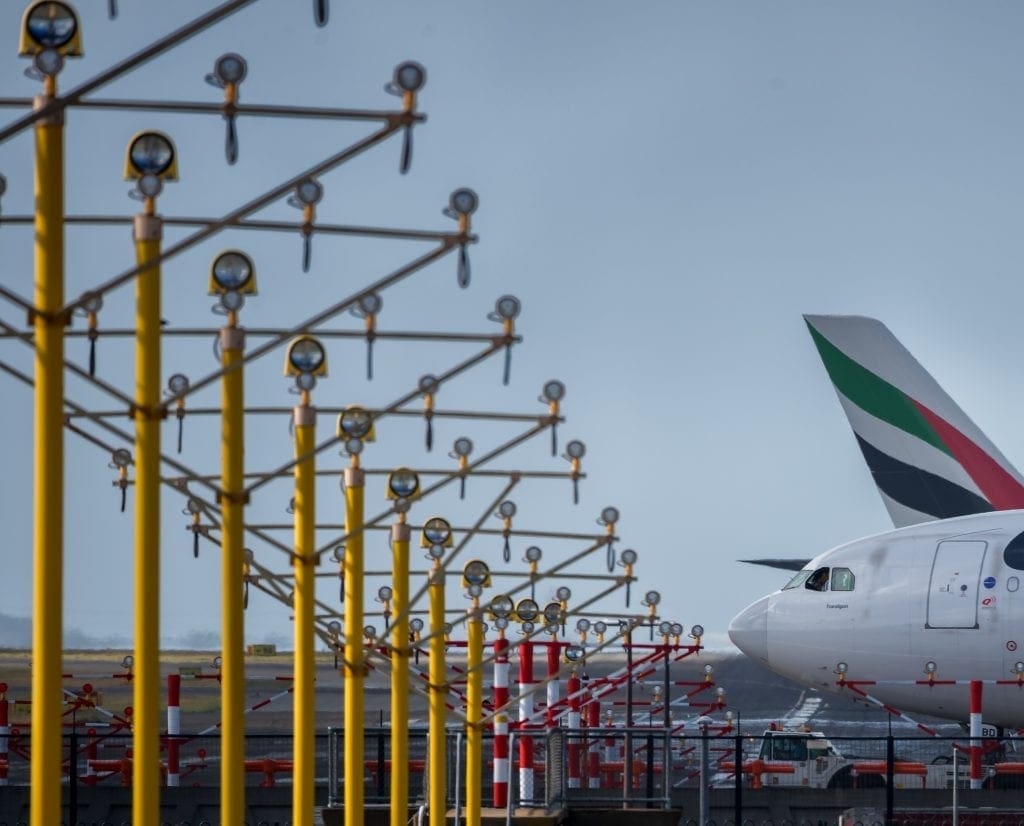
(133, 201), (163, 825)
(30, 81), (64, 826)
(221, 320), (246, 824)
(344, 463), (365, 826)
(390, 519), (411, 826)
(293, 396), (317, 825)
(428, 560), (447, 826)
(466, 603), (484, 826)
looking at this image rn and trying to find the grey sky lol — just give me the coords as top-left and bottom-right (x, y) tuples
(3, 1), (1024, 651)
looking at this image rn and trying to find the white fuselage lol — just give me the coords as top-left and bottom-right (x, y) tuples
(729, 511), (1024, 728)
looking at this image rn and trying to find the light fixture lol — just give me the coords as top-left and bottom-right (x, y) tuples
(422, 517), (453, 548)
(556, 586), (571, 602)
(489, 594), (513, 619)
(524, 546), (542, 563)
(449, 188), (479, 217)
(690, 624), (704, 639)
(377, 586), (393, 602)
(210, 250), (255, 295)
(126, 131), (176, 179)
(543, 602), (561, 625)
(835, 662), (849, 675)
(593, 621), (607, 636)
(168, 373), (189, 396)
(410, 618), (424, 634)
(284, 336), (326, 379)
(327, 620), (341, 635)
(386, 467), (420, 501)
(924, 661), (938, 675)
(497, 501), (517, 519)
(209, 52), (247, 86)
(394, 61), (426, 93)
(516, 598), (539, 623)
(576, 618), (591, 634)
(21, 1), (81, 59)
(565, 645), (585, 663)
(462, 559), (491, 588)
(643, 591), (661, 607)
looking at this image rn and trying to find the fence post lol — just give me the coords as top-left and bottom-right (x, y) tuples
(734, 732), (742, 825)
(378, 727), (386, 800)
(885, 734), (895, 826)
(69, 729), (78, 825)
(663, 728), (671, 811)
(505, 731), (517, 826)
(699, 721), (710, 826)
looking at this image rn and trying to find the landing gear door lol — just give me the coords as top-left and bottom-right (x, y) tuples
(926, 540), (986, 629)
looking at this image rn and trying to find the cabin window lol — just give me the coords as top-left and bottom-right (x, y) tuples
(1009, 576), (1020, 593)
(805, 567), (830, 592)
(831, 567), (855, 591)
(771, 736), (809, 761)
(1006, 531), (1024, 571)
(783, 570), (812, 590)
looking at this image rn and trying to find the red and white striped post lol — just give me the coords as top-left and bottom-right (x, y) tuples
(85, 729), (98, 787)
(969, 679), (983, 790)
(603, 710), (618, 790)
(167, 674), (181, 787)
(566, 672), (582, 789)
(518, 639), (535, 802)
(492, 634), (510, 808)
(586, 693), (601, 789)
(0, 682), (8, 786)
(546, 640), (561, 732)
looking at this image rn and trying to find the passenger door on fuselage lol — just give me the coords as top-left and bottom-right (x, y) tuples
(926, 540), (985, 630)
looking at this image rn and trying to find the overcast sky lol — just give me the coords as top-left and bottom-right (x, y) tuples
(4, 1), (1024, 652)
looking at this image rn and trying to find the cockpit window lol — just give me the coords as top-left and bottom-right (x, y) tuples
(1005, 531), (1024, 571)
(831, 567), (855, 591)
(783, 570), (812, 590)
(805, 567), (830, 592)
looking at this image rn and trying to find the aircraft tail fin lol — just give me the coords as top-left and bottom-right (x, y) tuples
(804, 314), (1024, 527)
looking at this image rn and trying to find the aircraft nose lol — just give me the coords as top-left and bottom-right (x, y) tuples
(728, 595), (769, 662)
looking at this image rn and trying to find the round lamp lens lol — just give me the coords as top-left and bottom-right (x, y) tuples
(925, 661), (937, 674)
(522, 621), (535, 634)
(671, 623), (684, 636)
(428, 544), (444, 560)
(388, 469), (419, 499)
(543, 603), (561, 624)
(122, 655), (134, 669)
(339, 407), (372, 439)
(1017, 661), (1024, 674)
(167, 373), (189, 394)
(566, 440), (586, 459)
(213, 656), (223, 669)
(289, 337), (325, 373)
(295, 372), (316, 392)
(129, 132), (174, 177)
(419, 374), (439, 394)
(836, 662), (848, 674)
(576, 618), (591, 633)
(489, 594), (513, 618)
(542, 380), (565, 402)
(345, 437), (364, 456)
(137, 174), (162, 199)
(215, 53), (247, 84)
(186, 498), (201, 515)
(516, 599), (539, 622)
(453, 437), (473, 457)
(703, 664), (714, 675)
(410, 618), (424, 633)
(359, 292), (382, 315)
(332, 545), (345, 562)
(221, 291), (245, 312)
(364, 625), (376, 638)
(498, 500), (517, 518)
(524, 546), (542, 563)
(495, 295), (521, 320)
(112, 448), (131, 468)
(467, 584), (482, 599)
(463, 560), (489, 586)
(213, 251), (253, 291)
(644, 590), (661, 606)
(593, 621), (607, 635)
(296, 179), (322, 205)
(601, 506), (620, 524)
(555, 586), (571, 602)
(378, 586), (393, 601)
(26, 2), (77, 48)
(34, 48), (63, 76)
(495, 616), (509, 630)
(658, 621), (672, 635)
(566, 645), (584, 662)
(690, 624), (704, 638)
(450, 188), (479, 216)
(620, 549), (637, 566)
(327, 620), (341, 634)
(423, 517), (452, 546)
(395, 61), (426, 92)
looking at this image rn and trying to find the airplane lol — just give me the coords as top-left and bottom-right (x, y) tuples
(729, 314), (1024, 728)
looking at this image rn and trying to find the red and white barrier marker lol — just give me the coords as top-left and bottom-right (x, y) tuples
(0, 682), (8, 787)
(167, 674), (181, 787)
(546, 641), (560, 732)
(970, 679), (983, 790)
(586, 694), (601, 789)
(518, 639), (535, 802)
(492, 635), (510, 808)
(566, 672), (582, 789)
